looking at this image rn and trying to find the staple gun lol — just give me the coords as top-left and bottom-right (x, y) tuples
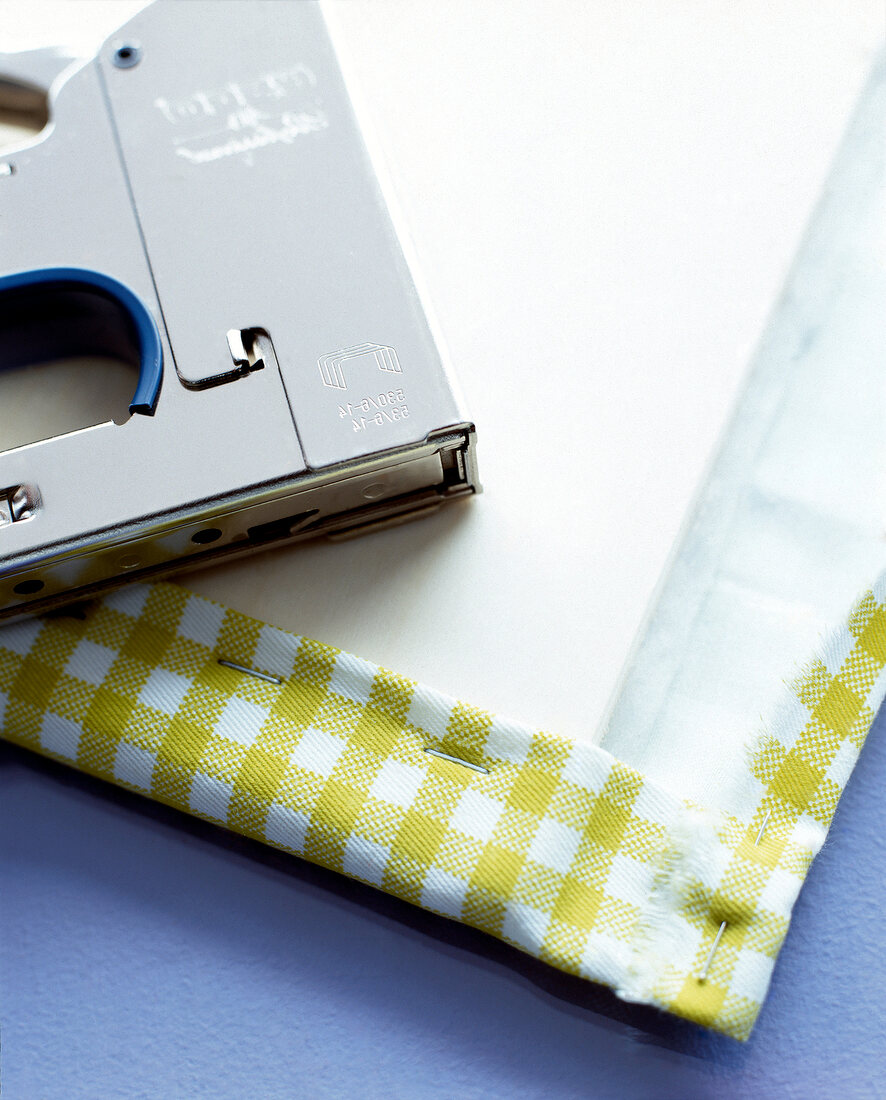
(0, 0), (479, 620)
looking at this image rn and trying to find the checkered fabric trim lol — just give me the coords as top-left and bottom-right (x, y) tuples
(2, 579), (885, 1040)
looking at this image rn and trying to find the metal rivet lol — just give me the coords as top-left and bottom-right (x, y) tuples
(112, 42), (142, 69)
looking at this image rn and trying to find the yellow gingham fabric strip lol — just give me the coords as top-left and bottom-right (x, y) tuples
(2, 578), (885, 1040)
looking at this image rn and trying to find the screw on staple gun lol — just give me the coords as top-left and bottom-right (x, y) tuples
(0, 0), (479, 621)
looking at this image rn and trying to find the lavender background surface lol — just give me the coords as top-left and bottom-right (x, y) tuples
(1, 704), (885, 1099)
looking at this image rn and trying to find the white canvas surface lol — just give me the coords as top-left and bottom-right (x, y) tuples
(1, 1), (883, 801)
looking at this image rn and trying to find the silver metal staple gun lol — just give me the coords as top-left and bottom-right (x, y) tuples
(0, 0), (479, 620)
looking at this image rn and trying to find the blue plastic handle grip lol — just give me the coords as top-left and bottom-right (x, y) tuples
(0, 266), (163, 414)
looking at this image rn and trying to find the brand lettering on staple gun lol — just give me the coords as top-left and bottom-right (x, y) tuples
(155, 66), (327, 166)
(154, 66), (318, 124)
(174, 112), (329, 165)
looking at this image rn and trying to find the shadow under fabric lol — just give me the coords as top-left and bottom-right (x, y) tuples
(1, 55), (883, 1042)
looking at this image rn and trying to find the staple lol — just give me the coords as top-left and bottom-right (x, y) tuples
(217, 658), (283, 686)
(698, 809), (771, 982)
(698, 921), (728, 982)
(753, 809), (772, 848)
(423, 747), (489, 774)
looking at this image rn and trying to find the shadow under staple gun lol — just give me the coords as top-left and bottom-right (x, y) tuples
(0, 0), (479, 620)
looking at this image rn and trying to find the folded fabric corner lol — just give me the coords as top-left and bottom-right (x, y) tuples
(2, 577), (883, 1039)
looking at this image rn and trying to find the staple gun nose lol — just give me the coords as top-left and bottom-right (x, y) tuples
(0, 267), (163, 414)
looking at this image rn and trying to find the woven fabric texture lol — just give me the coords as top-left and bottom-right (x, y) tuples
(2, 578), (884, 1039)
